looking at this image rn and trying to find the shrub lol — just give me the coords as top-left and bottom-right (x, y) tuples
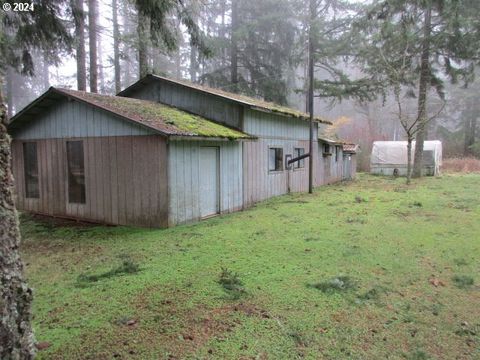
(442, 158), (480, 173)
(452, 275), (474, 289)
(77, 255), (140, 287)
(309, 276), (356, 293)
(218, 268), (246, 299)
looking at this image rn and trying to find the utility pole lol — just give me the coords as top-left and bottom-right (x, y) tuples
(308, 0), (316, 194)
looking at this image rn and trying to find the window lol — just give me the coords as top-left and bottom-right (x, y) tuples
(323, 143), (330, 154)
(67, 141), (86, 204)
(23, 142), (39, 198)
(269, 147), (283, 172)
(293, 148), (305, 169)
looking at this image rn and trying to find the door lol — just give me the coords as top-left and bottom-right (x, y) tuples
(199, 147), (220, 218)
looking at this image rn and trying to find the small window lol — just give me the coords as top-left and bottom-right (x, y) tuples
(294, 148), (305, 168)
(323, 143), (330, 154)
(23, 142), (39, 198)
(67, 141), (86, 204)
(269, 147), (283, 172)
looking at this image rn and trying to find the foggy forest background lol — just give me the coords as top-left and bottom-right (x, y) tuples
(4, 0), (480, 170)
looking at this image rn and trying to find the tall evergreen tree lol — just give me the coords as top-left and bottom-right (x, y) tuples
(0, 3), (71, 357)
(88, 0), (98, 92)
(72, 0), (87, 91)
(133, 0), (211, 79)
(357, 0), (480, 177)
(112, 0), (121, 93)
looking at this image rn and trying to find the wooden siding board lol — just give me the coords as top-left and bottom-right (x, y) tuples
(13, 100), (154, 140)
(167, 140), (243, 225)
(129, 82), (241, 130)
(116, 137), (127, 225)
(11, 136), (166, 226)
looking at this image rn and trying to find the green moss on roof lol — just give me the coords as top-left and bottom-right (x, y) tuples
(128, 75), (332, 125)
(58, 89), (251, 139)
(156, 106), (250, 139)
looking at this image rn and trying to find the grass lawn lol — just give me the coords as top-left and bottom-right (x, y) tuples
(21, 174), (480, 360)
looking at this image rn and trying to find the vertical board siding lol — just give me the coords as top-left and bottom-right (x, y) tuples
(167, 140), (243, 226)
(243, 138), (312, 207)
(11, 135), (168, 227)
(243, 109), (318, 140)
(12, 99), (154, 140)
(130, 82), (242, 130)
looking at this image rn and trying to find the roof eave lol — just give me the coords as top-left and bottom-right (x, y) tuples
(118, 74), (333, 125)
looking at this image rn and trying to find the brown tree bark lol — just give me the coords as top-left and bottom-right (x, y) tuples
(307, 0), (315, 194)
(88, 0), (98, 93)
(0, 79), (36, 359)
(230, 0), (238, 92)
(137, 9), (148, 79)
(112, 0), (121, 93)
(73, 0), (87, 91)
(6, 68), (13, 118)
(189, 45), (198, 82)
(412, 5), (431, 178)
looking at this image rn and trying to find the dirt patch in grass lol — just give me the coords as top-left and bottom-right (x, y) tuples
(127, 285), (273, 358)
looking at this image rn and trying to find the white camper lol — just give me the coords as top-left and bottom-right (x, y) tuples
(370, 141), (442, 176)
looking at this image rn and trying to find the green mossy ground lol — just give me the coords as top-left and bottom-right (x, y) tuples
(21, 174), (480, 359)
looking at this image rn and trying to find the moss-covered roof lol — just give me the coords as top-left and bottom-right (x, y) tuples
(10, 88), (252, 140)
(118, 74), (333, 125)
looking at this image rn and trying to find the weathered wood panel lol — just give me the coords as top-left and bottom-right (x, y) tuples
(316, 141), (345, 185)
(129, 81), (243, 130)
(243, 109), (318, 140)
(11, 99), (154, 140)
(243, 138), (315, 207)
(11, 135), (168, 227)
(167, 140), (243, 226)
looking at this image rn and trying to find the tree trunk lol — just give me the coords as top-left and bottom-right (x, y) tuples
(220, 0), (227, 68)
(73, 0), (87, 91)
(137, 9), (148, 79)
(190, 45), (198, 82)
(230, 0), (238, 92)
(307, 0), (315, 194)
(88, 0), (98, 93)
(112, 0), (121, 93)
(41, 53), (49, 90)
(98, 35), (105, 93)
(6, 68), (13, 118)
(406, 137), (413, 185)
(412, 5), (431, 178)
(0, 78), (36, 360)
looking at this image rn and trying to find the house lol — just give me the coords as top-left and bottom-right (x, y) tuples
(370, 141), (442, 176)
(9, 75), (357, 227)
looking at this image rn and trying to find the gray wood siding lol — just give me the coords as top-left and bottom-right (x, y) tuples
(11, 99), (154, 140)
(128, 82), (242, 129)
(243, 109), (318, 140)
(316, 141), (344, 185)
(167, 140), (243, 226)
(11, 136), (168, 227)
(243, 138), (318, 206)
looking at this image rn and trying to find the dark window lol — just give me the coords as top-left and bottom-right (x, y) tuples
(67, 141), (86, 204)
(269, 147), (283, 171)
(294, 148), (305, 168)
(23, 142), (39, 198)
(323, 143), (330, 154)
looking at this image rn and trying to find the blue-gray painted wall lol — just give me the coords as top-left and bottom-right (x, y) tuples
(127, 81), (243, 130)
(11, 99), (154, 140)
(167, 140), (243, 226)
(243, 108), (318, 140)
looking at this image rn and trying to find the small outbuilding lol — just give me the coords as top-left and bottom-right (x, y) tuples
(9, 75), (358, 227)
(370, 140), (442, 176)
